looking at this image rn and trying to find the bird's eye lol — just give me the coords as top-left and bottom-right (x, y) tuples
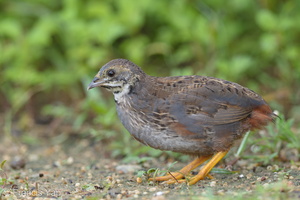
(107, 69), (115, 77)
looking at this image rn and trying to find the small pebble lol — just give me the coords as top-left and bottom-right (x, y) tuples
(154, 191), (169, 196)
(66, 157), (74, 165)
(10, 156), (26, 170)
(137, 177), (142, 183)
(151, 196), (166, 200)
(80, 166), (86, 173)
(210, 181), (217, 187)
(271, 165), (279, 171)
(246, 173), (252, 179)
(284, 175), (289, 179)
(149, 187), (157, 192)
(61, 179), (67, 184)
(31, 190), (38, 197)
(116, 194), (122, 200)
(106, 176), (113, 182)
(260, 176), (267, 181)
(236, 160), (248, 167)
(291, 165), (298, 170)
(53, 161), (61, 168)
(155, 191), (164, 196)
(116, 179), (121, 184)
(75, 182), (80, 187)
(134, 190), (140, 195)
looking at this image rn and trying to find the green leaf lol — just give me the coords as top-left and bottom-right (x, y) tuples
(0, 160), (6, 170)
(256, 10), (277, 31)
(210, 168), (238, 174)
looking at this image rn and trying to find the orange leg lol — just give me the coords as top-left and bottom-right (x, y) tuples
(149, 155), (212, 182)
(178, 151), (228, 185)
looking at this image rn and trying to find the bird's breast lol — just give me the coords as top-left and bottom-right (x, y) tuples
(115, 97), (216, 155)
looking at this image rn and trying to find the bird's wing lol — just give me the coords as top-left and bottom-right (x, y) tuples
(169, 92), (253, 126)
(151, 76), (266, 137)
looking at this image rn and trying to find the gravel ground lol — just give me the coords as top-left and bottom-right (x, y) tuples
(1, 131), (300, 200)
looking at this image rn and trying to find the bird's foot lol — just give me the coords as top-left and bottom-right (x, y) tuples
(149, 151), (227, 185)
(149, 171), (185, 182)
(164, 173), (214, 185)
(149, 171), (214, 184)
(149, 155), (212, 183)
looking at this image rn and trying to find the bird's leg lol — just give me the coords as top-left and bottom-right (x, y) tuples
(149, 155), (212, 182)
(177, 151), (228, 185)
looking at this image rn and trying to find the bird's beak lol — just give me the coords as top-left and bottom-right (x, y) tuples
(87, 76), (105, 90)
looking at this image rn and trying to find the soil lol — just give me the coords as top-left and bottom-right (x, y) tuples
(0, 124), (300, 200)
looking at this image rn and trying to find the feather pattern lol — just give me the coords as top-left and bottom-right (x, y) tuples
(89, 59), (274, 156)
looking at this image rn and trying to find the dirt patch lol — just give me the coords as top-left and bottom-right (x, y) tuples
(1, 133), (300, 200)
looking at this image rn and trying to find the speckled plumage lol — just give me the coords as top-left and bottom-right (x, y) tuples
(88, 58), (274, 156)
(88, 58), (274, 184)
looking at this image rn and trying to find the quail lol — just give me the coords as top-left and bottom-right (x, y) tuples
(88, 59), (275, 185)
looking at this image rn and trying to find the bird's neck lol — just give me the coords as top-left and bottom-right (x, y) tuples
(113, 83), (133, 103)
(113, 74), (150, 104)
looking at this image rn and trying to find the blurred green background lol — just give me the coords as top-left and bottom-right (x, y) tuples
(1, 0), (299, 159)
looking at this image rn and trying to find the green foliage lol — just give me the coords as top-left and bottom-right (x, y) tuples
(242, 113), (300, 164)
(0, 160), (6, 170)
(0, 160), (7, 192)
(1, 0), (299, 158)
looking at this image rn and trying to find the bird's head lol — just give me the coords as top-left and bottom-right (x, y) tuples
(87, 59), (145, 96)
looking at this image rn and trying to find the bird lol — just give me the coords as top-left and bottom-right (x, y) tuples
(87, 59), (275, 185)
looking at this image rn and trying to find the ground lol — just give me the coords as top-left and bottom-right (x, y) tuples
(0, 124), (300, 200)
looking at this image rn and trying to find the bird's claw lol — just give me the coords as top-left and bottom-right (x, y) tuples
(152, 173), (214, 185)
